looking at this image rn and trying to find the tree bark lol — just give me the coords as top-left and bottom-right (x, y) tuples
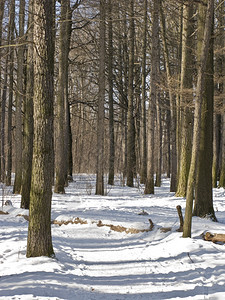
(107, 0), (115, 185)
(155, 92), (162, 187)
(95, 0), (106, 195)
(176, 0), (194, 197)
(127, 0), (136, 187)
(54, 0), (70, 194)
(6, 0), (15, 186)
(21, 0), (34, 209)
(140, 0), (147, 184)
(145, 0), (159, 194)
(193, 0), (216, 220)
(13, 0), (25, 194)
(183, 0), (214, 238)
(27, 0), (55, 257)
(160, 2), (177, 192)
(0, 0), (5, 181)
(218, 0), (225, 188)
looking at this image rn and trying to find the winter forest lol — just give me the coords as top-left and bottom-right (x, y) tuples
(0, 0), (225, 299)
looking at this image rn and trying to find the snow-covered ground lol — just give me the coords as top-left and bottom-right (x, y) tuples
(1, 174), (225, 300)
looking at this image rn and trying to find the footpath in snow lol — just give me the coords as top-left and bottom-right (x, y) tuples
(0, 174), (225, 300)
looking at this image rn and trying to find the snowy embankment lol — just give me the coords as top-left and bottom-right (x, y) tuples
(0, 174), (225, 300)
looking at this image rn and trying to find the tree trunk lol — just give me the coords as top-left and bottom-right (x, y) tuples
(108, 0), (115, 185)
(183, 0), (214, 238)
(0, 0), (5, 182)
(176, 1), (194, 197)
(212, 115), (220, 187)
(140, 0), (147, 184)
(95, 0), (106, 195)
(160, 3), (177, 193)
(219, 105), (225, 187)
(21, 0), (34, 209)
(67, 99), (73, 180)
(193, 0), (216, 220)
(6, 0), (15, 186)
(218, 0), (225, 188)
(0, 0), (4, 98)
(54, 0), (70, 194)
(155, 92), (162, 187)
(13, 0), (25, 194)
(144, 0), (160, 194)
(1, 57), (7, 183)
(127, 0), (136, 187)
(27, 0), (55, 258)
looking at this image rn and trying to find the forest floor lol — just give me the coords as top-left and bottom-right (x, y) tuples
(1, 174), (225, 299)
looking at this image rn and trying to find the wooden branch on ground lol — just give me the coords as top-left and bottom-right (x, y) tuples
(203, 232), (225, 243)
(0, 210), (9, 215)
(176, 205), (184, 232)
(97, 219), (154, 234)
(160, 205), (184, 233)
(4, 205), (185, 236)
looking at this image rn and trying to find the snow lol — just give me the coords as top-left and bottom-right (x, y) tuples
(1, 174), (225, 300)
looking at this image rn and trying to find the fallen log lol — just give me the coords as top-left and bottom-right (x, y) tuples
(16, 214), (29, 221)
(203, 232), (225, 244)
(0, 210), (9, 215)
(97, 219), (154, 234)
(52, 217), (87, 226)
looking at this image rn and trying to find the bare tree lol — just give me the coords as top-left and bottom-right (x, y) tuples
(96, 0), (106, 195)
(107, 0), (115, 185)
(126, 0), (136, 187)
(21, 0), (34, 209)
(183, 0), (214, 238)
(14, 0), (25, 194)
(27, 0), (55, 257)
(145, 0), (160, 194)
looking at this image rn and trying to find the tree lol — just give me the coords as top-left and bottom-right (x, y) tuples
(145, 0), (160, 194)
(140, 0), (148, 184)
(21, 0), (34, 209)
(176, 0), (194, 197)
(6, 0), (15, 186)
(126, 0), (136, 187)
(160, 2), (177, 192)
(0, 0), (5, 97)
(27, 0), (55, 257)
(107, 0), (115, 186)
(193, 0), (216, 220)
(0, 0), (5, 181)
(96, 0), (106, 195)
(54, 0), (70, 194)
(218, 0), (225, 188)
(183, 0), (214, 238)
(13, 0), (25, 194)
